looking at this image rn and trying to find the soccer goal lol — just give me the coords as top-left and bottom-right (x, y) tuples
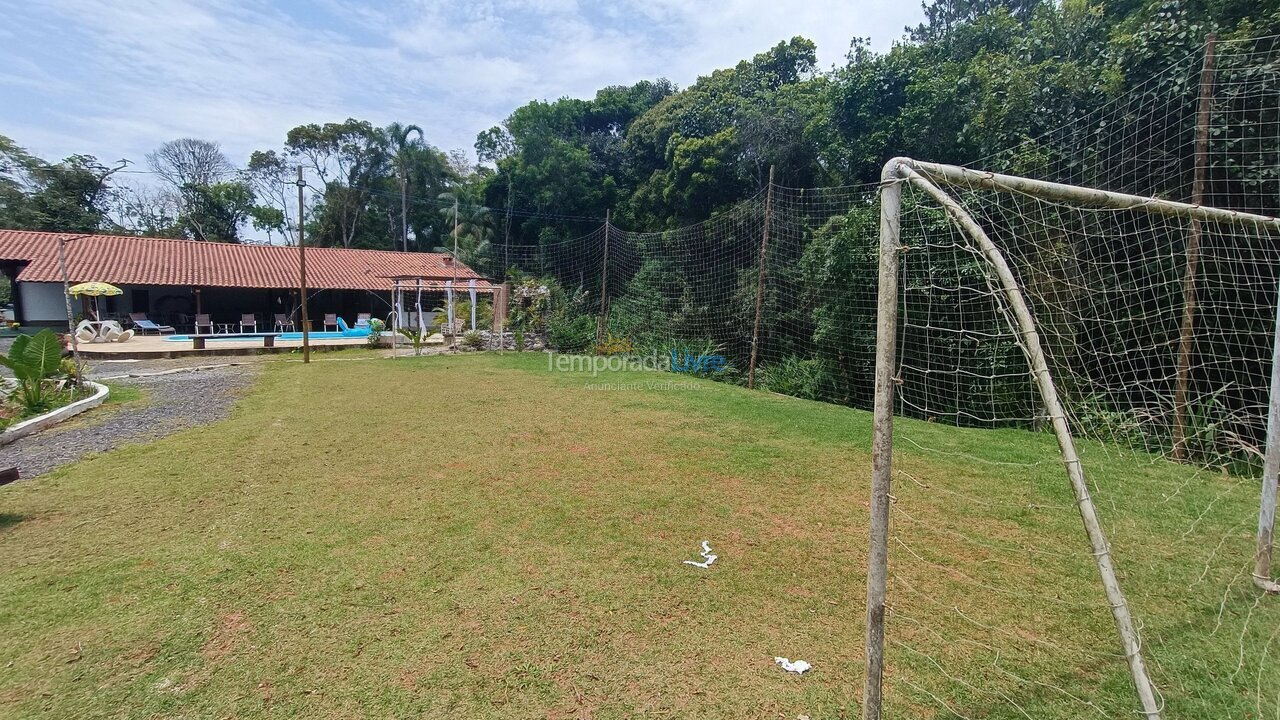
(863, 158), (1280, 720)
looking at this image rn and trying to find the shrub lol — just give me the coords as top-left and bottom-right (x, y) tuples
(397, 326), (427, 356)
(547, 313), (595, 353)
(461, 330), (485, 351)
(667, 339), (735, 380)
(60, 358), (83, 382)
(757, 356), (830, 400)
(365, 318), (385, 349)
(0, 330), (67, 414)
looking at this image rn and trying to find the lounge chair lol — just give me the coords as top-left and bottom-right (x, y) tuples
(274, 313), (295, 332)
(129, 313), (175, 335)
(194, 314), (214, 335)
(323, 314), (338, 332)
(240, 314), (258, 333)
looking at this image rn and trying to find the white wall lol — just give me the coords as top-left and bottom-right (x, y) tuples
(18, 282), (67, 324)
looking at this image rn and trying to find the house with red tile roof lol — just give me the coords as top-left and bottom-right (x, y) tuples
(0, 229), (496, 330)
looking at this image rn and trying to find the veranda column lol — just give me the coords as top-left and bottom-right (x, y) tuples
(469, 279), (477, 331)
(445, 280), (455, 336)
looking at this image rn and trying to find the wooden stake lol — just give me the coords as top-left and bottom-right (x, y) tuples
(747, 165), (775, 390)
(1174, 33), (1218, 461)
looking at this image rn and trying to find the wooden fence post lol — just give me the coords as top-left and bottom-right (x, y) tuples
(1173, 32), (1217, 460)
(596, 212), (611, 346)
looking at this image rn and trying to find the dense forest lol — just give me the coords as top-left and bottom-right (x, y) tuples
(3, 0), (1276, 251)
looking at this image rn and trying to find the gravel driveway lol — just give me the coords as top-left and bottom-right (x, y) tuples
(3, 359), (262, 478)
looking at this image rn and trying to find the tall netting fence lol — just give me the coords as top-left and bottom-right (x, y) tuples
(448, 32), (1280, 719)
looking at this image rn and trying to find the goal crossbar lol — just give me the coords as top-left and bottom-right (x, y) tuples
(900, 157), (1280, 230)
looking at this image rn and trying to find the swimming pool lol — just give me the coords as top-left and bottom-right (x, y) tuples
(164, 330), (368, 342)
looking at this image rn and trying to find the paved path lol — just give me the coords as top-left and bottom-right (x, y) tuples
(3, 358), (261, 479)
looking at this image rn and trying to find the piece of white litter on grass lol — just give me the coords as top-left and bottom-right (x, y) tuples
(774, 657), (812, 674)
(682, 540), (717, 568)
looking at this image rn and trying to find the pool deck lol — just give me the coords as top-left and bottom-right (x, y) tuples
(72, 334), (371, 359)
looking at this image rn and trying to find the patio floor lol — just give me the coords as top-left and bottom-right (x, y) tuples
(72, 333), (370, 358)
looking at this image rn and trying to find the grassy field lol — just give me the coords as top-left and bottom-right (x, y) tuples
(0, 353), (1274, 718)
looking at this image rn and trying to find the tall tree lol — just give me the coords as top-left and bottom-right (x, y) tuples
(437, 188), (493, 263)
(244, 150), (297, 244)
(146, 138), (232, 188)
(0, 135), (124, 233)
(285, 119), (390, 248)
(145, 138), (252, 241)
(386, 122), (424, 252)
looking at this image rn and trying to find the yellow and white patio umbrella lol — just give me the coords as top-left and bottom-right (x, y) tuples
(68, 282), (123, 317)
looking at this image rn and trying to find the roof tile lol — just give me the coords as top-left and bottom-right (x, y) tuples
(0, 230), (492, 292)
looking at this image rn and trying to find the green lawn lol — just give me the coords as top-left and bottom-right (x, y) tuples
(0, 353), (1274, 718)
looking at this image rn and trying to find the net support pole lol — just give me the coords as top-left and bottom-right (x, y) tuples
(296, 166), (311, 364)
(469, 279), (477, 331)
(863, 165), (902, 720)
(1173, 32), (1217, 461)
(596, 211), (610, 345)
(1255, 280), (1280, 594)
(391, 279), (399, 359)
(415, 279), (424, 348)
(747, 165), (775, 390)
(892, 159), (1162, 719)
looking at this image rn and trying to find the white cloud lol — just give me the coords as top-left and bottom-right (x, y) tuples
(0, 0), (923, 170)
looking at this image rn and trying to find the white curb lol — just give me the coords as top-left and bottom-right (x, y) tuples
(1, 381), (110, 446)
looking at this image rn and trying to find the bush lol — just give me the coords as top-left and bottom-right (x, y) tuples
(757, 356), (830, 400)
(365, 318), (385, 348)
(0, 329), (67, 414)
(666, 339), (736, 380)
(547, 313), (595, 353)
(461, 330), (485, 351)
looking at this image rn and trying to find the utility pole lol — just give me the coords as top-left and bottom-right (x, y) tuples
(296, 166), (311, 364)
(503, 175), (514, 277)
(400, 169), (409, 253)
(452, 197), (460, 351)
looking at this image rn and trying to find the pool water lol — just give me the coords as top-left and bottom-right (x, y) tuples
(164, 330), (367, 342)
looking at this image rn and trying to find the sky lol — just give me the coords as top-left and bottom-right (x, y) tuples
(0, 0), (924, 171)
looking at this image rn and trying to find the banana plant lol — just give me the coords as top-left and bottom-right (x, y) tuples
(0, 330), (66, 413)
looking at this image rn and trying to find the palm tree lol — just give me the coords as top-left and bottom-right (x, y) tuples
(436, 189), (493, 265)
(385, 122), (424, 252)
